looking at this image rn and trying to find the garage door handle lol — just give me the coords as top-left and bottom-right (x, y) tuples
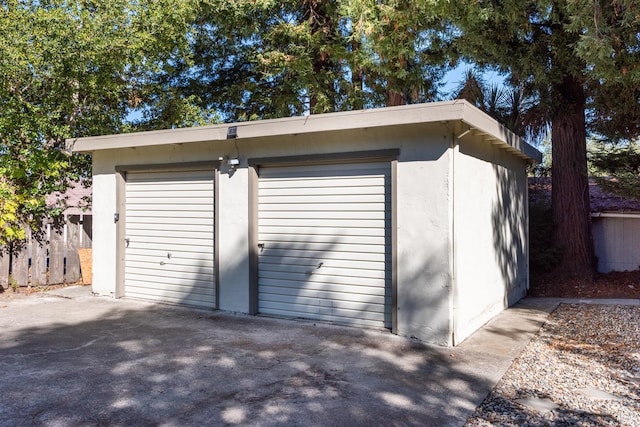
(124, 238), (130, 248)
(257, 243), (265, 250)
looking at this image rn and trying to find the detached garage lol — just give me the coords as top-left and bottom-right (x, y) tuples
(70, 100), (541, 346)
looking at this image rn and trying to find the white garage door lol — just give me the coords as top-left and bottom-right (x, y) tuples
(257, 161), (392, 328)
(124, 169), (216, 309)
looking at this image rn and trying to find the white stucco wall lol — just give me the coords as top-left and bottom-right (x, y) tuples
(89, 124), (456, 344)
(452, 137), (529, 344)
(91, 160), (118, 297)
(395, 129), (453, 345)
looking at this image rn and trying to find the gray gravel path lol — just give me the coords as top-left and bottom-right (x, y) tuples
(466, 303), (640, 426)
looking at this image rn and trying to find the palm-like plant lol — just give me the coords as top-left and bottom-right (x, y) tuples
(452, 68), (547, 144)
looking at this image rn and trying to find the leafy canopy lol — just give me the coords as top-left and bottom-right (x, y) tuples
(143, 0), (451, 122)
(442, 0), (640, 142)
(440, 0), (640, 278)
(0, 0), (196, 245)
(589, 140), (640, 200)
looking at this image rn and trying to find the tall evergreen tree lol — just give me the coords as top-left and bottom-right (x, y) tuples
(155, 0), (450, 122)
(345, 0), (449, 106)
(441, 0), (640, 279)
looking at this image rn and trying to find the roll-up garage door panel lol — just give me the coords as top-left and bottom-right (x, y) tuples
(259, 282), (391, 301)
(259, 256), (388, 274)
(125, 169), (215, 309)
(259, 273), (389, 289)
(259, 240), (389, 254)
(126, 289), (214, 308)
(259, 233), (385, 245)
(126, 253), (215, 267)
(126, 275), (214, 291)
(258, 161), (391, 328)
(259, 260), (386, 279)
(259, 248), (387, 263)
(259, 301), (387, 324)
(259, 162), (389, 177)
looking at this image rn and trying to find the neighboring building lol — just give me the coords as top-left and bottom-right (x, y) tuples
(590, 181), (640, 273)
(69, 100), (541, 346)
(46, 181), (92, 216)
(530, 177), (640, 273)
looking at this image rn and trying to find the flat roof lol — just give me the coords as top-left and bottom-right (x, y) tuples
(68, 100), (542, 162)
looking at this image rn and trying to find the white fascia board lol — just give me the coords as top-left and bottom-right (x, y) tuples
(592, 212), (640, 218)
(459, 102), (543, 163)
(67, 100), (540, 162)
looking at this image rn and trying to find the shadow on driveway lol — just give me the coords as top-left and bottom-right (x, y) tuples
(0, 288), (554, 426)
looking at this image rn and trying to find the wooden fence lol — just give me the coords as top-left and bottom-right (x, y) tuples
(0, 214), (92, 288)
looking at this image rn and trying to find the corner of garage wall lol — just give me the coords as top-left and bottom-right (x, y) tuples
(91, 152), (119, 297)
(394, 127), (455, 346)
(451, 136), (529, 344)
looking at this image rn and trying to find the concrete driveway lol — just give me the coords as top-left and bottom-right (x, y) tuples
(0, 287), (555, 426)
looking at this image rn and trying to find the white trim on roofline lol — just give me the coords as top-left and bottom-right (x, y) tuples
(67, 100), (542, 162)
(592, 212), (640, 218)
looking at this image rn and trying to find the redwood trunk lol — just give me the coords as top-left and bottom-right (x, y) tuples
(386, 88), (405, 106)
(551, 75), (595, 279)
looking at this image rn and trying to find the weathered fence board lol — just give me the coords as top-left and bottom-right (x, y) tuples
(11, 248), (29, 288)
(65, 216), (82, 283)
(82, 216), (92, 249)
(49, 225), (65, 285)
(0, 214), (92, 288)
(32, 240), (48, 286)
(0, 253), (9, 287)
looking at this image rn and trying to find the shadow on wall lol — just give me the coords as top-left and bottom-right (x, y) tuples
(255, 234), (393, 327)
(1, 298), (495, 425)
(492, 163), (528, 306)
(124, 253), (218, 311)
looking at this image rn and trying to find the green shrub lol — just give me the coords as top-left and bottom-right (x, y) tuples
(529, 200), (562, 276)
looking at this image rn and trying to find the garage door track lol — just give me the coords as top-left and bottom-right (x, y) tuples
(0, 287), (554, 426)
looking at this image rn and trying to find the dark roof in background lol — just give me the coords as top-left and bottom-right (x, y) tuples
(529, 177), (640, 213)
(46, 182), (92, 215)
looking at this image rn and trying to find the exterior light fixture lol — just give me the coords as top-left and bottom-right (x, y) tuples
(227, 126), (238, 139)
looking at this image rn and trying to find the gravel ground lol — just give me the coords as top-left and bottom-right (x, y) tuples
(466, 304), (640, 426)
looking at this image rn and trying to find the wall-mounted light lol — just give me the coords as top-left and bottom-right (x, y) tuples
(227, 126), (238, 139)
(219, 156), (240, 173)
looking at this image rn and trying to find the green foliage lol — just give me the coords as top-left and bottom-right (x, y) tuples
(8, 274), (18, 291)
(0, 0), (196, 245)
(529, 200), (562, 277)
(530, 137), (552, 177)
(440, 0), (640, 276)
(0, 0), (453, 245)
(148, 0), (451, 122)
(451, 68), (543, 139)
(589, 140), (640, 200)
(441, 0), (640, 142)
(344, 0), (449, 106)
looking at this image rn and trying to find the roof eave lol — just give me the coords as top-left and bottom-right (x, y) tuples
(67, 100), (541, 162)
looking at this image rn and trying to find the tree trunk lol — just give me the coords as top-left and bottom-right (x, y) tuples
(551, 75), (595, 280)
(305, 0), (336, 115)
(386, 87), (405, 106)
(385, 53), (407, 106)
